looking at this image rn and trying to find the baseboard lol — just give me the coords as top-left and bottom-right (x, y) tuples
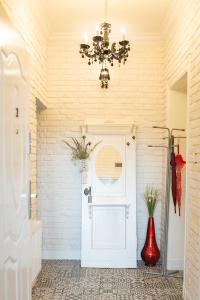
(42, 250), (81, 260)
(32, 268), (41, 288)
(183, 286), (192, 300)
(167, 259), (184, 271)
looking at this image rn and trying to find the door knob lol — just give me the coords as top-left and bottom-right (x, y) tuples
(84, 187), (91, 196)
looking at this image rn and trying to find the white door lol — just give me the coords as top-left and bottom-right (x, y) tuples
(0, 45), (31, 299)
(81, 133), (137, 268)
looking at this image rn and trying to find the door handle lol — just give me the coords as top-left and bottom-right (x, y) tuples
(84, 187), (91, 196)
(84, 187), (92, 203)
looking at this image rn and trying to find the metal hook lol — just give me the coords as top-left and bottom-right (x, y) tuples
(148, 145), (168, 149)
(171, 128), (185, 135)
(174, 136), (186, 140)
(192, 152), (200, 164)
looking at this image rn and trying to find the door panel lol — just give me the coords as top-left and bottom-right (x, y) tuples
(92, 206), (126, 249)
(0, 46), (31, 299)
(81, 133), (137, 268)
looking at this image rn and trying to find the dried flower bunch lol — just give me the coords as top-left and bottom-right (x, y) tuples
(63, 136), (101, 160)
(143, 186), (160, 217)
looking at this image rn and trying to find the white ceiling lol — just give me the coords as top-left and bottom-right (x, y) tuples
(42, 0), (173, 35)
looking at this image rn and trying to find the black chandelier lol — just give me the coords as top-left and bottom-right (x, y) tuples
(79, 2), (130, 88)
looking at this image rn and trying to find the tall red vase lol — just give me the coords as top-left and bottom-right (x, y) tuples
(141, 217), (160, 266)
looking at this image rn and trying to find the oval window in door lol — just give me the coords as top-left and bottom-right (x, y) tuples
(95, 145), (123, 185)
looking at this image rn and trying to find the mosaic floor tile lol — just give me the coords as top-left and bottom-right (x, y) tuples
(32, 260), (183, 300)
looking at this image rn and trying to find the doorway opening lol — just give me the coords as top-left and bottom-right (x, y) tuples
(167, 73), (188, 278)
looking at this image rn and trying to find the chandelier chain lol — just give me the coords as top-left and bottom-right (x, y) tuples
(105, 0), (108, 21)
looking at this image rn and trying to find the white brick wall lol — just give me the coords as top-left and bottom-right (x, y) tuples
(37, 34), (166, 259)
(1, 0), (50, 219)
(2, 1), (200, 297)
(163, 0), (200, 299)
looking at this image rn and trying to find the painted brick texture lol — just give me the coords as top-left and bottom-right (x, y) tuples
(1, 1), (200, 298)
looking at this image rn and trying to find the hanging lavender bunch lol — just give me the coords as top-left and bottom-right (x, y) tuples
(63, 136), (101, 160)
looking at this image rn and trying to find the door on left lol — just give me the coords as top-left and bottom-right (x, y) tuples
(0, 9), (31, 300)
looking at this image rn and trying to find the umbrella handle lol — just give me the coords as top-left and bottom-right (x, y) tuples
(177, 144), (179, 154)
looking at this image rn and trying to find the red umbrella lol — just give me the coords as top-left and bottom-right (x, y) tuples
(170, 151), (177, 213)
(175, 145), (186, 216)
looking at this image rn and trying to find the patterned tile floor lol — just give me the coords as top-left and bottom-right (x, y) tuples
(32, 260), (183, 300)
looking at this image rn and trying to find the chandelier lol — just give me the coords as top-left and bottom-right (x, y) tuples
(79, 0), (130, 88)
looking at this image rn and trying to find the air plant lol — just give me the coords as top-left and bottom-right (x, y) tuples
(63, 136), (101, 160)
(143, 186), (160, 217)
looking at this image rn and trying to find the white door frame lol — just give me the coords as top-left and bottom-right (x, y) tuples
(81, 122), (137, 268)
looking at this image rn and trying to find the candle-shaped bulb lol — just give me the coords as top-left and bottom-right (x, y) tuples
(83, 31), (89, 44)
(120, 26), (126, 41)
(96, 24), (101, 35)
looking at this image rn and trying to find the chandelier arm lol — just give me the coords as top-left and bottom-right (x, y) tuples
(111, 53), (122, 61)
(83, 51), (96, 59)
